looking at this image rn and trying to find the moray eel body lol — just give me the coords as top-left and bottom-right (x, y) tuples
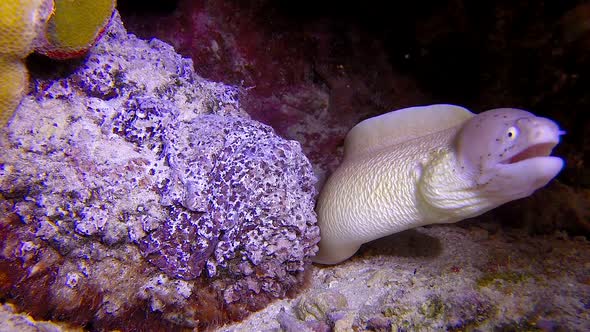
(314, 104), (564, 264)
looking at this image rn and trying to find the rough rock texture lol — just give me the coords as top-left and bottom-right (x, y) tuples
(140, 115), (318, 290)
(0, 303), (80, 332)
(0, 11), (318, 330)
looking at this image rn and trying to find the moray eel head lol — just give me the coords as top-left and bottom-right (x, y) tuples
(456, 108), (564, 200)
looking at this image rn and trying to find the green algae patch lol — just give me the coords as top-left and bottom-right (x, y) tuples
(418, 296), (446, 320)
(495, 319), (544, 332)
(295, 290), (348, 321)
(477, 271), (532, 289)
(382, 305), (411, 319)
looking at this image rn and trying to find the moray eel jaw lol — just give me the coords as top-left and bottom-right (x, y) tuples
(491, 155), (563, 201)
(458, 108), (564, 201)
(502, 142), (558, 164)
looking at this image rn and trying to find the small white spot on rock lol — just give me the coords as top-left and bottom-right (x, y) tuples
(19, 241), (39, 255)
(65, 272), (81, 288)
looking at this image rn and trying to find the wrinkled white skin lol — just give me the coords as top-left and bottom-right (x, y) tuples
(314, 106), (564, 265)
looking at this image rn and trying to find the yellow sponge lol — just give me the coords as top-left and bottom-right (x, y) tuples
(0, 0), (53, 57)
(36, 0), (116, 59)
(0, 0), (115, 127)
(0, 0), (52, 127)
(0, 57), (28, 127)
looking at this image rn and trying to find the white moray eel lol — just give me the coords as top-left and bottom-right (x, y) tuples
(314, 104), (564, 264)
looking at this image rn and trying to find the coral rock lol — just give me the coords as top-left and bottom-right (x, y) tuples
(0, 0), (115, 127)
(140, 115), (319, 286)
(0, 0), (53, 57)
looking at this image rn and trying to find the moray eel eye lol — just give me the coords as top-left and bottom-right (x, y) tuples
(506, 126), (518, 140)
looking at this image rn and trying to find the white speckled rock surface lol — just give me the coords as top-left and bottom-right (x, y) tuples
(0, 303), (81, 332)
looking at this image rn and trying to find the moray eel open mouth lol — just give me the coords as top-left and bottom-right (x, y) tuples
(504, 142), (559, 164)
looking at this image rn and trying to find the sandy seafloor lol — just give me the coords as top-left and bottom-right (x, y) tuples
(217, 223), (590, 331)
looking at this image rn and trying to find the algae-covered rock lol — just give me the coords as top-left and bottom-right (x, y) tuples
(294, 290), (348, 321)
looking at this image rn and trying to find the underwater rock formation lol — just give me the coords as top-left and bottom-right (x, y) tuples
(140, 115), (318, 289)
(0, 11), (318, 330)
(0, 303), (78, 332)
(224, 225), (590, 331)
